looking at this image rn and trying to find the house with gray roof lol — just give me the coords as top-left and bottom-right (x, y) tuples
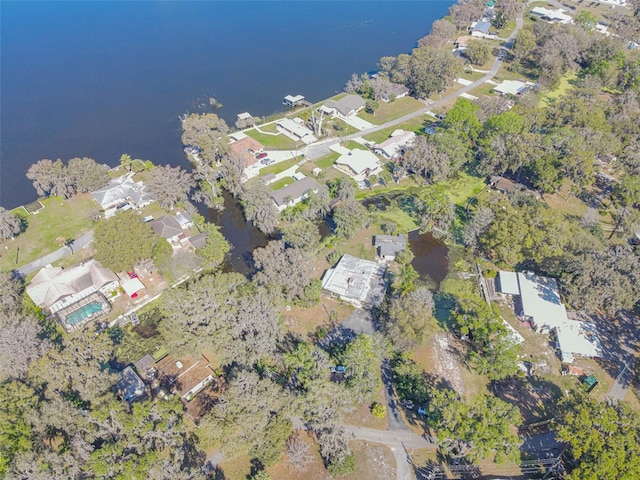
(374, 234), (406, 261)
(470, 21), (492, 37)
(321, 254), (388, 307)
(319, 94), (366, 120)
(271, 177), (320, 212)
(150, 215), (183, 241)
(382, 84), (410, 103)
(118, 366), (146, 402)
(26, 259), (118, 313)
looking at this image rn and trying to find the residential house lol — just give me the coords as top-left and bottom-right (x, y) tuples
(26, 259), (118, 313)
(117, 366), (146, 402)
(530, 7), (572, 24)
(454, 36), (472, 50)
(174, 212), (194, 230)
(134, 354), (157, 381)
(121, 277), (146, 298)
(150, 215), (183, 243)
(91, 174), (155, 217)
(271, 176), (320, 211)
(381, 84), (410, 103)
(555, 320), (603, 363)
(490, 176), (540, 198)
(229, 136), (264, 167)
(276, 118), (318, 145)
(470, 21), (492, 38)
(156, 354), (217, 402)
(334, 149), (382, 183)
(374, 234), (407, 261)
(235, 112), (256, 128)
(283, 94), (306, 108)
(321, 254), (388, 308)
(319, 95), (366, 120)
(189, 232), (208, 250)
(373, 129), (416, 160)
(493, 79), (533, 96)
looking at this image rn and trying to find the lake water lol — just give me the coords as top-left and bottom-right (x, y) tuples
(1, 0), (454, 209)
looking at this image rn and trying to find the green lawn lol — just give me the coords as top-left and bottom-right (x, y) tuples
(269, 176), (295, 190)
(1, 194), (99, 273)
(497, 20), (516, 38)
(358, 97), (425, 125)
(259, 157), (299, 176)
(372, 205), (419, 233)
(538, 72), (578, 107)
(363, 116), (428, 144)
(245, 129), (298, 150)
(315, 151), (340, 169)
(342, 140), (365, 151)
(257, 122), (280, 134)
(440, 172), (487, 207)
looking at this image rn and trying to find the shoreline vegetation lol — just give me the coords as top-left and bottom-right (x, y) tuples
(2, 0), (640, 479)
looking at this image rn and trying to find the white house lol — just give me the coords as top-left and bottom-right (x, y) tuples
(373, 129), (416, 160)
(276, 118), (317, 144)
(91, 173), (154, 217)
(493, 80), (534, 96)
(271, 176), (320, 211)
(283, 94), (305, 108)
(321, 254), (388, 307)
(319, 95), (366, 120)
(334, 148), (382, 182)
(470, 21), (492, 38)
(530, 7), (573, 24)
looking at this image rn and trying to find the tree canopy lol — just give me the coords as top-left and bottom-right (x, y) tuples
(94, 210), (158, 272)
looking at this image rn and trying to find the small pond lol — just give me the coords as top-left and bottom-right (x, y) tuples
(408, 229), (449, 288)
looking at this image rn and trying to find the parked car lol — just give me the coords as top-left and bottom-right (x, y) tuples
(401, 399), (415, 410)
(127, 271), (138, 279)
(330, 366), (347, 374)
(256, 152), (268, 160)
(417, 407), (427, 416)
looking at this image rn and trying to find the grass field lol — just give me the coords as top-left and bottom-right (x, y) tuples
(342, 140), (365, 151)
(259, 157), (299, 176)
(363, 116), (428, 144)
(1, 194), (99, 272)
(245, 129), (298, 150)
(114, 305), (167, 364)
(358, 97), (425, 125)
(270, 176), (295, 190)
(538, 72), (578, 107)
(315, 151), (340, 169)
(441, 172), (487, 207)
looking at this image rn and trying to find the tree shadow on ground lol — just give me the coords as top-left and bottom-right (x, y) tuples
(493, 375), (563, 427)
(434, 292), (456, 330)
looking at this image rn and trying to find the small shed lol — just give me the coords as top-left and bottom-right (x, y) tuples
(117, 366), (146, 402)
(122, 277), (146, 298)
(583, 375), (598, 393)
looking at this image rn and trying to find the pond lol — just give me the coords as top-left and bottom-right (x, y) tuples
(204, 190), (269, 277)
(408, 229), (449, 288)
(204, 190), (331, 277)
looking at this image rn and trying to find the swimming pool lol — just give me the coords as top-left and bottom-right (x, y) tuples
(65, 301), (104, 326)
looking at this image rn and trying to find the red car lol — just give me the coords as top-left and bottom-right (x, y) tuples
(127, 271), (138, 279)
(256, 152), (268, 160)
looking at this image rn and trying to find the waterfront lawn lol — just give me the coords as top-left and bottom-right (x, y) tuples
(358, 96), (424, 125)
(259, 157), (299, 176)
(371, 205), (419, 233)
(1, 194), (99, 272)
(363, 116), (428, 144)
(245, 129), (298, 150)
(269, 176), (295, 190)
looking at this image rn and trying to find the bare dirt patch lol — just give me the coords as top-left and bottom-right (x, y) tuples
(267, 430), (331, 480)
(431, 333), (466, 396)
(343, 440), (396, 480)
(283, 297), (354, 339)
(342, 385), (388, 430)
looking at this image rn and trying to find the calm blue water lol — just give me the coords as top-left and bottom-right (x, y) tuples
(1, 0), (453, 209)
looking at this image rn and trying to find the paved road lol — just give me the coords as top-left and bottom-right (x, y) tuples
(305, 12), (523, 163)
(382, 359), (411, 432)
(16, 230), (94, 276)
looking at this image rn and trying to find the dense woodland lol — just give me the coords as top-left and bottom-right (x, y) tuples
(2, 0), (640, 478)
